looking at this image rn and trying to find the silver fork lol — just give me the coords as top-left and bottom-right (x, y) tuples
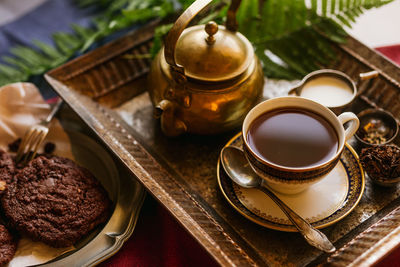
(15, 98), (63, 165)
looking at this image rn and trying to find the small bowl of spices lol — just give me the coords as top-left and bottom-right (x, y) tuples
(360, 144), (400, 186)
(355, 109), (399, 147)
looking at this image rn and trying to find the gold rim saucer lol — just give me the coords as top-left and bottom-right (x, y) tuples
(217, 132), (365, 232)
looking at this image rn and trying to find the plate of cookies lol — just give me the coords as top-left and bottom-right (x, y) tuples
(0, 83), (146, 267)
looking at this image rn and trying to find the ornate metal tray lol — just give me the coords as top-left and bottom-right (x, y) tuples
(45, 21), (400, 266)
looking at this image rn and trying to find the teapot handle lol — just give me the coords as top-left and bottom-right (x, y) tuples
(164, 0), (242, 77)
(226, 0), (241, 32)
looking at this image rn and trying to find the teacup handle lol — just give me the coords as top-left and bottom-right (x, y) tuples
(338, 112), (359, 141)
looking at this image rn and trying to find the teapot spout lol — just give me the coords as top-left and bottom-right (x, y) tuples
(155, 100), (187, 137)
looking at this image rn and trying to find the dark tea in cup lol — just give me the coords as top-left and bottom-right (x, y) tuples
(246, 108), (339, 168)
(242, 96), (359, 194)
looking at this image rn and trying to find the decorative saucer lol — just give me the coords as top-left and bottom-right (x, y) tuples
(217, 133), (365, 232)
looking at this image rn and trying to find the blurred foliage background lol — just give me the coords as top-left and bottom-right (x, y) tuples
(0, 0), (393, 86)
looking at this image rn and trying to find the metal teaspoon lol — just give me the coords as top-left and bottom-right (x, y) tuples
(220, 146), (336, 253)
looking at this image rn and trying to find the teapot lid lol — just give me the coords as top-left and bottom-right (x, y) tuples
(170, 22), (254, 82)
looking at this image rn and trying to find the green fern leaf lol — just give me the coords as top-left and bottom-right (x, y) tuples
(237, 0), (259, 40)
(2, 56), (33, 72)
(71, 24), (96, 39)
(311, 0), (318, 12)
(331, 0), (337, 15)
(0, 64), (29, 84)
(32, 41), (63, 59)
(255, 48), (300, 80)
(322, 0), (328, 16)
(0, 64), (24, 76)
(243, 0), (393, 79)
(150, 23), (173, 58)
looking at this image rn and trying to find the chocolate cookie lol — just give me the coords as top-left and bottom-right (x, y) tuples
(0, 149), (15, 185)
(1, 155), (111, 247)
(0, 224), (17, 266)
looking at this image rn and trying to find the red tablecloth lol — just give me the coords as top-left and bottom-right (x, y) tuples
(100, 45), (400, 267)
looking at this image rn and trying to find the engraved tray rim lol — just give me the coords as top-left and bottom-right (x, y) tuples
(44, 22), (400, 266)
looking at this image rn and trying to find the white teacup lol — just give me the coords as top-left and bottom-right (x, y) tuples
(242, 96), (359, 194)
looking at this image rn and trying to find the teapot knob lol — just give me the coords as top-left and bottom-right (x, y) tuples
(205, 21), (218, 45)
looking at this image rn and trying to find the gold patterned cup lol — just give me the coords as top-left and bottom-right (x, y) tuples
(242, 96), (359, 194)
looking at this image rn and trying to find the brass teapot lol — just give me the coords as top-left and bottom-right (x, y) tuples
(147, 0), (264, 136)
